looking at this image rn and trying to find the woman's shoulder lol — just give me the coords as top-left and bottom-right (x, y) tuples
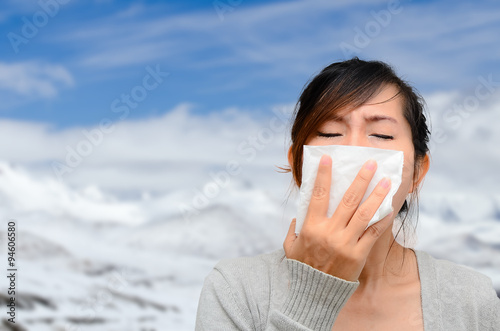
(201, 249), (287, 322)
(214, 248), (286, 273)
(414, 249), (495, 290)
(197, 249), (288, 329)
(206, 248), (287, 292)
(413, 248), (499, 327)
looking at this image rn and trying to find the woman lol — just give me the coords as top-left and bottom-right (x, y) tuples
(195, 58), (500, 330)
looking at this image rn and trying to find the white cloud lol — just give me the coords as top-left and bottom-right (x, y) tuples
(0, 161), (143, 224)
(423, 88), (500, 194)
(1, 88), (499, 199)
(0, 61), (74, 98)
(0, 103), (293, 196)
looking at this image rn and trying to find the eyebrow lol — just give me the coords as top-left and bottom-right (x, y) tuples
(326, 114), (398, 124)
(364, 115), (398, 124)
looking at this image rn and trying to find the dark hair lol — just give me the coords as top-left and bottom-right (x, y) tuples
(279, 57), (430, 250)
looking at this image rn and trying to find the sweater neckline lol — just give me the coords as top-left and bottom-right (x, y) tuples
(411, 248), (441, 331)
(410, 248), (426, 329)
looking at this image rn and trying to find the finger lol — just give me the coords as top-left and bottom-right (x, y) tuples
(304, 154), (332, 225)
(330, 160), (377, 228)
(347, 177), (391, 240)
(283, 218), (297, 255)
(357, 209), (394, 254)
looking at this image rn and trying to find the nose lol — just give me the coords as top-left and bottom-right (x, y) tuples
(342, 131), (370, 148)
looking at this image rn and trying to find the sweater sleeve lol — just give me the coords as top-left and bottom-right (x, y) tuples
(195, 258), (359, 331)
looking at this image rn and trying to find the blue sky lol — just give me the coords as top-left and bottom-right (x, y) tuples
(2, 0), (500, 129)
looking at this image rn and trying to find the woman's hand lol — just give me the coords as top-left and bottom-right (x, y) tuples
(283, 154), (394, 282)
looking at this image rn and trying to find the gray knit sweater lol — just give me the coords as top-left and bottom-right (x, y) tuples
(195, 248), (500, 330)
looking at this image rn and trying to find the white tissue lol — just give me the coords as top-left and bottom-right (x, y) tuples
(295, 145), (404, 234)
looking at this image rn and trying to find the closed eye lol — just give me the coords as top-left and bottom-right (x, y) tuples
(371, 134), (394, 140)
(317, 131), (342, 138)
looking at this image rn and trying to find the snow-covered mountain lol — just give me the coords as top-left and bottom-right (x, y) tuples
(0, 160), (291, 330)
(0, 159), (498, 330)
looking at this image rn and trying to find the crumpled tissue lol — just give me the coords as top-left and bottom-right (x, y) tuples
(295, 145), (404, 234)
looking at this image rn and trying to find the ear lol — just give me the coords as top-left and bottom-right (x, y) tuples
(287, 146), (294, 168)
(409, 153), (430, 193)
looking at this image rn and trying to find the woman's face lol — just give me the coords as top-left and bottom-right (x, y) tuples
(305, 84), (419, 214)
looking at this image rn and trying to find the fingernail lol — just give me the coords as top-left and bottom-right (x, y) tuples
(380, 177), (391, 189)
(320, 155), (331, 165)
(364, 160), (376, 171)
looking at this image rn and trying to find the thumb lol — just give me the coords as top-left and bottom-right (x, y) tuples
(283, 218), (297, 255)
(363, 210), (394, 242)
(375, 210), (394, 232)
(358, 211), (395, 255)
